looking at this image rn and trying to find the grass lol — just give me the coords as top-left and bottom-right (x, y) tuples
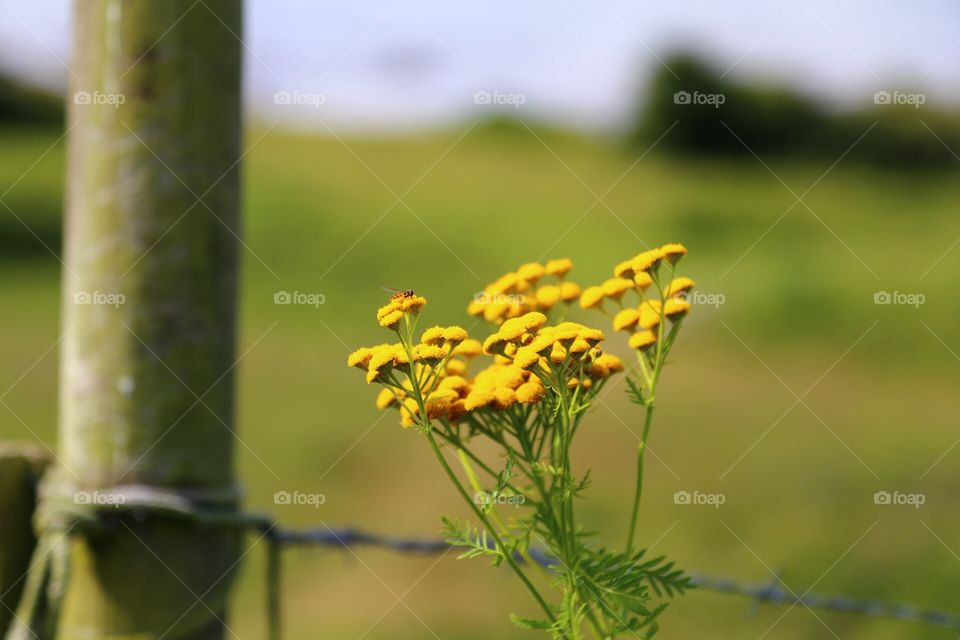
(2, 122), (959, 639)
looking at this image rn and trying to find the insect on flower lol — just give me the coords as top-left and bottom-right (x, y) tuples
(381, 286), (416, 302)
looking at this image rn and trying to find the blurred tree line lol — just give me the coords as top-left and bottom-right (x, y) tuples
(0, 71), (62, 127)
(631, 53), (960, 168)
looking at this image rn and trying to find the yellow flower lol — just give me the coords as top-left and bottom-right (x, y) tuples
(545, 258), (573, 277)
(378, 309), (404, 329)
(517, 262), (546, 282)
(579, 286), (605, 309)
(464, 387), (495, 410)
(483, 333), (508, 355)
(547, 322), (582, 344)
(550, 342), (567, 363)
(521, 311), (547, 331)
(466, 299), (486, 317)
(438, 375), (469, 393)
(420, 326), (445, 345)
(612, 308), (640, 332)
(493, 387), (517, 409)
(376, 388), (398, 409)
(366, 345), (408, 383)
(665, 277), (695, 297)
(446, 359), (468, 376)
(614, 259), (635, 279)
(495, 366), (527, 390)
(347, 346), (376, 369)
(483, 302), (509, 323)
(569, 338), (591, 355)
(413, 344), (446, 363)
(453, 339), (482, 357)
(448, 398), (468, 422)
(601, 277), (634, 300)
(638, 300), (662, 330)
(442, 326), (468, 344)
(402, 295), (425, 312)
(493, 272), (519, 293)
(588, 353), (624, 378)
(631, 248), (665, 274)
(516, 381), (546, 404)
(426, 389), (459, 419)
(499, 318), (526, 341)
(628, 330), (657, 350)
(664, 298), (692, 319)
(536, 285), (561, 310)
(513, 346), (541, 369)
(399, 397), (420, 428)
(559, 281), (581, 302)
(660, 243), (688, 264)
(634, 272), (653, 290)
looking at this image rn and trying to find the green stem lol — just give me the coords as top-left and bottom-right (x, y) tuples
(426, 432), (556, 624)
(626, 403), (655, 555)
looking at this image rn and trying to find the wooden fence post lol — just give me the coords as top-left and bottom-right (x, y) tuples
(8, 1), (247, 638)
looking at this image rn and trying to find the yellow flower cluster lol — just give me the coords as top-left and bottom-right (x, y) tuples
(376, 294), (427, 329)
(481, 311), (623, 388)
(349, 294), (623, 428)
(580, 243), (692, 353)
(467, 259), (581, 324)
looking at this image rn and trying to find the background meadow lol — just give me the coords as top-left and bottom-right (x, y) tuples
(2, 2), (960, 638)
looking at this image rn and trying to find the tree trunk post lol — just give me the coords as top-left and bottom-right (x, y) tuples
(8, 1), (246, 638)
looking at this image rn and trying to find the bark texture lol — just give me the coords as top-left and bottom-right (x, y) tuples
(17, 1), (246, 638)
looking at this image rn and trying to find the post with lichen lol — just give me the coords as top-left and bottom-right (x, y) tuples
(6, 1), (245, 638)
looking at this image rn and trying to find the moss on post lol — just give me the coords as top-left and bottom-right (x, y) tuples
(19, 1), (246, 638)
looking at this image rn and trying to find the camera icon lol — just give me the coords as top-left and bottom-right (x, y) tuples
(273, 490), (291, 505)
(73, 91), (92, 105)
(673, 91), (691, 105)
(274, 291), (291, 305)
(673, 490), (691, 505)
(873, 91), (892, 105)
(74, 491), (92, 505)
(473, 90), (491, 105)
(873, 291), (891, 305)
(273, 91), (292, 105)
(74, 291), (92, 304)
(873, 491), (891, 505)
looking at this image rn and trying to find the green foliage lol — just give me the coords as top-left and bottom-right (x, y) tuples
(631, 51), (960, 168)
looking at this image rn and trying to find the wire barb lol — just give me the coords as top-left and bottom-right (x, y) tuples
(266, 524), (960, 634)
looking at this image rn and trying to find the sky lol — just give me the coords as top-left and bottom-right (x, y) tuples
(1, 0), (958, 132)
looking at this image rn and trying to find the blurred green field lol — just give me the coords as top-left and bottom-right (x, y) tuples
(2, 123), (959, 639)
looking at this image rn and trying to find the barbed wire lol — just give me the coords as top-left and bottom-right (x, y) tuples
(259, 523), (960, 639)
